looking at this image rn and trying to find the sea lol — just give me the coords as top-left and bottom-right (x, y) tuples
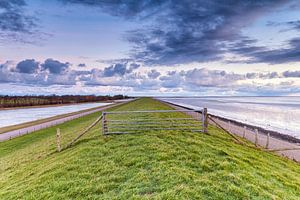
(159, 96), (300, 139)
(0, 102), (112, 128)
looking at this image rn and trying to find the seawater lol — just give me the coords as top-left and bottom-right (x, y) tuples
(159, 97), (300, 138)
(0, 102), (112, 128)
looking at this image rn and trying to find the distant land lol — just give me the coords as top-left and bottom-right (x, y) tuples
(0, 95), (129, 109)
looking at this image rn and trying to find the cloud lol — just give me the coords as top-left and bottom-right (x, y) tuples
(285, 20), (300, 30)
(246, 72), (280, 79)
(0, 63), (77, 86)
(1, 57), (300, 96)
(41, 58), (70, 74)
(61, 0), (294, 65)
(242, 37), (300, 64)
(147, 69), (160, 79)
(0, 0), (36, 33)
(81, 61), (142, 88)
(159, 72), (183, 88)
(267, 20), (300, 30)
(282, 70), (300, 78)
(0, 0), (38, 43)
(151, 68), (300, 95)
(46, 72), (77, 85)
(78, 63), (86, 67)
(129, 63), (140, 70)
(15, 59), (39, 74)
(184, 68), (244, 87)
(60, 0), (165, 19)
(103, 62), (140, 77)
(0, 58), (83, 87)
(103, 63), (127, 77)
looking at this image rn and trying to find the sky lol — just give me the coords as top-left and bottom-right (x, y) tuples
(0, 0), (300, 96)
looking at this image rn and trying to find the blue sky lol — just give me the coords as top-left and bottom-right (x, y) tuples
(0, 0), (300, 96)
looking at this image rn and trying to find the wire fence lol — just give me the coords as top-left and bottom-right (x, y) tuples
(102, 109), (208, 135)
(211, 117), (300, 150)
(0, 104), (116, 142)
(161, 100), (300, 162)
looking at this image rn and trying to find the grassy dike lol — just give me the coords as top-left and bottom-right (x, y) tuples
(0, 98), (300, 199)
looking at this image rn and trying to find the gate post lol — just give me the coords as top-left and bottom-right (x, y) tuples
(102, 112), (106, 135)
(202, 108), (208, 133)
(56, 128), (61, 152)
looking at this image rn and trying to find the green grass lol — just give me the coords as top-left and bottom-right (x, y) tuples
(0, 98), (300, 199)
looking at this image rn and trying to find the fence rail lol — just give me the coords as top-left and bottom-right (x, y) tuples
(102, 109), (208, 135)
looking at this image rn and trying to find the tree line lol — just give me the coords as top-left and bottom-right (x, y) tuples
(0, 95), (128, 108)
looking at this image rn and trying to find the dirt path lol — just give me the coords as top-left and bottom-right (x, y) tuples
(0, 103), (123, 142)
(162, 100), (300, 162)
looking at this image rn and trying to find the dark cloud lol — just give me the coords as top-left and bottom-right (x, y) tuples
(103, 62), (140, 77)
(282, 70), (300, 78)
(231, 18), (300, 64)
(244, 37), (300, 64)
(0, 60), (76, 86)
(0, 0), (37, 43)
(0, 0), (36, 33)
(60, 0), (165, 19)
(103, 63), (127, 77)
(147, 69), (160, 79)
(289, 2), (300, 10)
(129, 63), (140, 70)
(267, 20), (300, 30)
(78, 63), (86, 67)
(61, 0), (292, 65)
(228, 39), (267, 57)
(246, 72), (280, 79)
(41, 58), (70, 74)
(286, 20), (300, 30)
(15, 59), (39, 74)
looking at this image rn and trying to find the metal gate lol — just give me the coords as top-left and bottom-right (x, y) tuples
(101, 109), (208, 135)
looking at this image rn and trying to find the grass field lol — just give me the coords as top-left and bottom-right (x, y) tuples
(0, 98), (300, 199)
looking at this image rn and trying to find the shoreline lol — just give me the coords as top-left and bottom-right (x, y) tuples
(159, 99), (300, 162)
(160, 100), (300, 144)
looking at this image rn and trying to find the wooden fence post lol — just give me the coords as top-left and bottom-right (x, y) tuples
(255, 129), (258, 147)
(102, 112), (106, 135)
(266, 133), (270, 149)
(243, 126), (246, 138)
(202, 108), (208, 133)
(56, 128), (61, 152)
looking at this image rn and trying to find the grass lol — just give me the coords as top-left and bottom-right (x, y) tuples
(0, 98), (300, 199)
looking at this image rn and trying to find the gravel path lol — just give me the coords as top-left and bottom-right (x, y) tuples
(162, 100), (300, 162)
(0, 103), (121, 142)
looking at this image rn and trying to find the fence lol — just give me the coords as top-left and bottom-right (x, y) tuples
(0, 103), (119, 142)
(161, 100), (300, 162)
(54, 105), (300, 163)
(101, 109), (208, 135)
(222, 119), (300, 150)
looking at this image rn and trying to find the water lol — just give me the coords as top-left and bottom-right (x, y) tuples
(159, 97), (300, 138)
(0, 102), (112, 128)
